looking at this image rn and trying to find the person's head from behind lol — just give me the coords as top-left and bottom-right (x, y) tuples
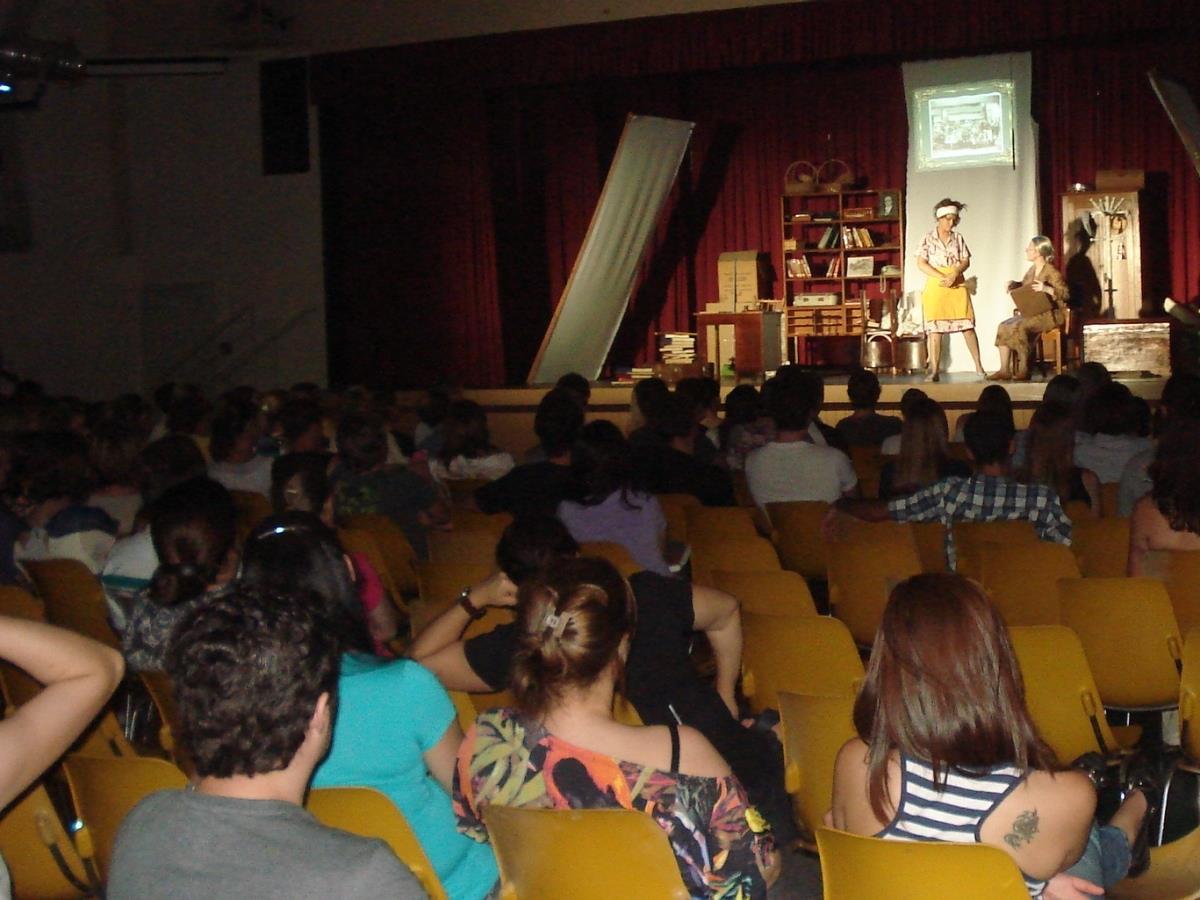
(496, 514), (580, 585)
(847, 369), (883, 411)
(1083, 382), (1138, 436)
(276, 399), (326, 453)
(240, 512), (370, 654)
(166, 585), (339, 780)
(166, 395), (211, 437)
(534, 389), (584, 459)
(854, 574), (1054, 819)
(336, 412), (387, 475)
(1158, 372), (1200, 433)
(653, 392), (698, 447)
(569, 420), (633, 505)
(975, 384), (1014, 431)
(209, 398), (262, 464)
(963, 410), (1015, 467)
(135, 434), (207, 506)
(439, 399), (493, 462)
(511, 556), (637, 719)
(766, 372), (820, 432)
(898, 388), (928, 420)
(554, 373), (591, 409)
(896, 397), (949, 485)
(1018, 403), (1075, 496)
(630, 378), (670, 429)
(675, 377), (720, 420)
(723, 385), (761, 428)
(270, 452), (334, 517)
(148, 477), (237, 609)
(5, 431), (95, 518)
(90, 421), (143, 489)
(1041, 373), (1080, 410)
(1149, 419), (1200, 536)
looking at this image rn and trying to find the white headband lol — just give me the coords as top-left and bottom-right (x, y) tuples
(936, 205), (960, 219)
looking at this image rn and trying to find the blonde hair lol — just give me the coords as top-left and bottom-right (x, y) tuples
(894, 397), (949, 490)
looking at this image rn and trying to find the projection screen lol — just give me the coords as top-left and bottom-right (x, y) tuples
(528, 114), (695, 385)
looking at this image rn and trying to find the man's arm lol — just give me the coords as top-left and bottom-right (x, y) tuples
(408, 572), (516, 692)
(691, 585), (742, 719)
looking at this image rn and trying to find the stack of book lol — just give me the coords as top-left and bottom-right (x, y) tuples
(658, 332), (696, 364)
(630, 366), (656, 381)
(841, 226), (875, 248)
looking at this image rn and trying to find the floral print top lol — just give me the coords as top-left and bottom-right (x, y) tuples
(453, 708), (773, 899)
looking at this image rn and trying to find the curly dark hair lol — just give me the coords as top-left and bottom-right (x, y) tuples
(1150, 419), (1200, 535)
(166, 584), (340, 779)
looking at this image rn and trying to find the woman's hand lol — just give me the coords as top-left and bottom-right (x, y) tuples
(475, 570), (518, 607)
(939, 274), (957, 288)
(1043, 873), (1104, 900)
(1032, 279), (1050, 294)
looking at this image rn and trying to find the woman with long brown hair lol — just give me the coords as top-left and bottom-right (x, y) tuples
(828, 574), (1149, 896)
(878, 397), (969, 500)
(1016, 403), (1100, 516)
(1128, 418), (1200, 575)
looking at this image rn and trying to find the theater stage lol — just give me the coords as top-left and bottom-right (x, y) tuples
(396, 372), (1166, 458)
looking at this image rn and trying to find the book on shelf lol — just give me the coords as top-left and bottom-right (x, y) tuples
(855, 227), (874, 247)
(826, 255), (842, 278)
(786, 255), (812, 278)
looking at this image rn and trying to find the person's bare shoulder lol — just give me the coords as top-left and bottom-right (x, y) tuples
(1022, 768), (1097, 834)
(676, 725), (732, 779)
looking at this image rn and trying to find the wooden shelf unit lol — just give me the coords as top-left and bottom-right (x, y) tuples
(782, 188), (904, 339)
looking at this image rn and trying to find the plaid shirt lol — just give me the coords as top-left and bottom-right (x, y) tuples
(887, 474), (1072, 570)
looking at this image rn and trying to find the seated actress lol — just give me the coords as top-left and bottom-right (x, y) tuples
(990, 236), (1068, 381)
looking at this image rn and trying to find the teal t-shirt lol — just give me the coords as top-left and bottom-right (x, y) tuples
(313, 655), (498, 899)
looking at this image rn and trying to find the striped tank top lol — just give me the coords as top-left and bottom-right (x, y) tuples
(876, 755), (1048, 898)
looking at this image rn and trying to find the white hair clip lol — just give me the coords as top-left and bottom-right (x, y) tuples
(538, 609), (571, 640)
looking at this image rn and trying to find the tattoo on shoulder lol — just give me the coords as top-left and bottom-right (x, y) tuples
(1003, 809), (1040, 849)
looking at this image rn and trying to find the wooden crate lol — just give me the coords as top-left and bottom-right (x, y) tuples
(787, 305), (866, 337)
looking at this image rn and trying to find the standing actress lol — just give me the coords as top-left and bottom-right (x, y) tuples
(916, 198), (986, 382)
(990, 236), (1069, 381)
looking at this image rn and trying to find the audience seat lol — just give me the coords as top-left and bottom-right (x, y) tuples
(22, 559), (121, 651)
(61, 754), (189, 881)
(0, 585), (45, 622)
(911, 521), (949, 573)
(1071, 517), (1131, 577)
(339, 513), (420, 595)
(683, 506), (758, 543)
(655, 493), (700, 546)
(307, 786), (448, 900)
(338, 527), (408, 618)
(690, 536), (781, 588)
(482, 806), (689, 900)
(139, 672), (192, 775)
(1179, 628), (1200, 763)
(412, 561), (495, 635)
(448, 509), (512, 536)
(766, 501), (829, 581)
(1147, 550), (1200, 637)
(816, 826), (1031, 899)
(777, 691), (856, 845)
(1008, 625), (1128, 761)
(826, 521), (921, 646)
(427, 529), (497, 566)
(978, 541), (1080, 626)
(577, 541), (642, 577)
(0, 780), (94, 897)
(711, 570), (817, 618)
(848, 446), (885, 500)
(443, 478), (490, 508)
(1099, 482), (1121, 518)
(1059, 578), (1182, 713)
(741, 613), (862, 713)
(0, 663), (135, 759)
(951, 519), (1037, 581)
(229, 490), (272, 542)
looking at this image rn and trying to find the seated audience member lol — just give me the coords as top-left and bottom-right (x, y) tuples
(100, 435), (208, 628)
(626, 377), (672, 442)
(414, 386), (453, 455)
(631, 392), (735, 507)
(553, 371), (591, 409)
(557, 420), (670, 575)
(7, 431), (118, 573)
(745, 372), (857, 511)
(836, 369), (902, 448)
(0, 615), (124, 888)
(783, 368), (848, 453)
(165, 393), (213, 459)
(878, 397), (969, 500)
(879, 388), (928, 456)
(829, 574), (1150, 895)
(953, 383), (1015, 443)
(1016, 403), (1100, 516)
(87, 421), (144, 536)
(1118, 372), (1200, 516)
(333, 412), (448, 560)
(274, 398), (328, 455)
(430, 399), (514, 483)
(107, 586), (423, 899)
(833, 410), (1071, 571)
(1012, 374), (1081, 468)
(270, 459), (399, 655)
(239, 515), (498, 899)
(453, 556), (779, 897)
(720, 384), (772, 470)
(122, 477), (237, 671)
(475, 388), (581, 518)
(1073, 361), (1112, 422)
(207, 397), (273, 497)
(411, 515), (794, 839)
(1128, 419), (1200, 576)
(1074, 382), (1154, 484)
(674, 376), (723, 464)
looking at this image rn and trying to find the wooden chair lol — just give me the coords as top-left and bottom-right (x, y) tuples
(0, 781), (94, 898)
(951, 519), (1038, 581)
(777, 692), (857, 845)
(978, 540), (1080, 626)
(22, 558), (120, 651)
(427, 529), (497, 566)
(690, 536), (781, 588)
(740, 613), (863, 713)
(307, 786), (448, 900)
(1034, 307), (1072, 375)
(61, 754), (189, 881)
(711, 570), (817, 617)
(816, 826), (1030, 899)
(766, 500), (829, 580)
(655, 493), (700, 546)
(482, 806), (689, 900)
(577, 541), (642, 577)
(826, 520), (921, 646)
(339, 513), (420, 595)
(1071, 516), (1131, 577)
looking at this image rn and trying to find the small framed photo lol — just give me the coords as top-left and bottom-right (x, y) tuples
(846, 256), (875, 278)
(877, 191), (900, 219)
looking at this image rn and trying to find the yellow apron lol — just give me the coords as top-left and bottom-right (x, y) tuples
(922, 266), (974, 324)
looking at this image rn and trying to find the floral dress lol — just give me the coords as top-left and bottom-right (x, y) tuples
(454, 708), (773, 899)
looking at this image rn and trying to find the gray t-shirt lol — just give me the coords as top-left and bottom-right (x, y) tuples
(107, 790), (426, 899)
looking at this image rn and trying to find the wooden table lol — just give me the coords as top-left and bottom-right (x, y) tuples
(694, 311), (782, 377)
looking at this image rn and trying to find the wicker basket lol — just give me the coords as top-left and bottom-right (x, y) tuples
(783, 161), (819, 196)
(817, 159), (855, 193)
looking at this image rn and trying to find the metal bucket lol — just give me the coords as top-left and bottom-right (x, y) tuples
(895, 336), (928, 373)
(861, 334), (893, 372)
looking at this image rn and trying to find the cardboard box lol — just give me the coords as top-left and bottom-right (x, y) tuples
(1096, 169), (1145, 190)
(717, 251), (770, 309)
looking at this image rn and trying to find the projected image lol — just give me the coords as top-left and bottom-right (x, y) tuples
(914, 81), (1015, 171)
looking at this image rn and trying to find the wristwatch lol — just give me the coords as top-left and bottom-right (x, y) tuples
(458, 587), (486, 620)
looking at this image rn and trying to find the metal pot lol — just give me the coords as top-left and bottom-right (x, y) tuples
(895, 336), (928, 373)
(861, 334), (893, 371)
